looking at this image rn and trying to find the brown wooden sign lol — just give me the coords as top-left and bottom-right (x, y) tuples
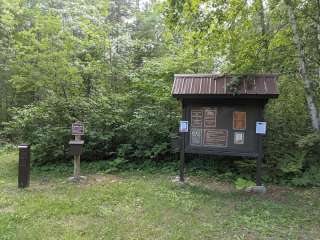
(203, 129), (228, 147)
(72, 122), (85, 135)
(204, 108), (217, 128)
(233, 111), (246, 130)
(191, 109), (203, 127)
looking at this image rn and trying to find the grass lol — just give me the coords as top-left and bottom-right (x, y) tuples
(0, 151), (319, 240)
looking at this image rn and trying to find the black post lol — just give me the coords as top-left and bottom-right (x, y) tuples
(256, 102), (265, 186)
(18, 144), (30, 188)
(256, 135), (263, 186)
(179, 132), (185, 182)
(179, 102), (187, 182)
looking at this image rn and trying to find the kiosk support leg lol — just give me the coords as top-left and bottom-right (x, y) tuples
(74, 155), (81, 179)
(179, 132), (185, 182)
(179, 102), (187, 183)
(74, 135), (81, 179)
(256, 135), (263, 186)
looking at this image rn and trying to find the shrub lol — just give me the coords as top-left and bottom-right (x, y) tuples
(291, 166), (320, 187)
(2, 95), (126, 164)
(2, 93), (179, 165)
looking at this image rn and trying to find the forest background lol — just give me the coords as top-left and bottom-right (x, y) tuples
(0, 0), (320, 186)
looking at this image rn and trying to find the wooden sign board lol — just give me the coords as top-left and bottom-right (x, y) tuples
(203, 129), (228, 147)
(72, 122), (85, 135)
(204, 108), (216, 128)
(191, 109), (203, 127)
(185, 105), (268, 157)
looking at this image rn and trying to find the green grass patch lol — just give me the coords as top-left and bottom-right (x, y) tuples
(0, 151), (319, 239)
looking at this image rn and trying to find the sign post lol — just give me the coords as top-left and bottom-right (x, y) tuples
(256, 121), (267, 186)
(69, 121), (85, 182)
(179, 120), (188, 182)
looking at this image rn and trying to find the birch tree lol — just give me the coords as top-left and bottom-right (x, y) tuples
(284, 0), (320, 131)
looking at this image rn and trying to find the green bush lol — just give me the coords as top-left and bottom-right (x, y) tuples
(291, 166), (320, 187)
(2, 93), (179, 165)
(2, 96), (118, 164)
(118, 104), (179, 160)
(0, 143), (16, 153)
(264, 76), (313, 181)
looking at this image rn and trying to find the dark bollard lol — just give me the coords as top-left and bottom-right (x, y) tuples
(18, 144), (30, 188)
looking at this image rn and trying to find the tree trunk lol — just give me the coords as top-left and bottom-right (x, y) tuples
(317, 1), (320, 74)
(317, 0), (320, 122)
(285, 0), (320, 131)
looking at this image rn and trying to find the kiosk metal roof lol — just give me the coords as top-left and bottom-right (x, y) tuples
(172, 74), (278, 98)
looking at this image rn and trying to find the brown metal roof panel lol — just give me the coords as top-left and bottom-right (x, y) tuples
(171, 79), (175, 94)
(254, 77), (266, 94)
(179, 77), (186, 94)
(172, 74), (279, 97)
(188, 78), (194, 94)
(197, 78), (202, 94)
(223, 76), (247, 94)
(236, 77), (247, 94)
(172, 77), (179, 94)
(263, 77), (268, 94)
(213, 77), (218, 94)
(225, 77), (231, 94)
(173, 77), (178, 94)
(200, 77), (210, 94)
(191, 77), (201, 94)
(181, 77), (186, 94)
(245, 77), (257, 94)
(211, 78), (216, 94)
(173, 77), (179, 94)
(198, 77), (204, 94)
(182, 77), (189, 94)
(265, 77), (278, 94)
(216, 76), (225, 94)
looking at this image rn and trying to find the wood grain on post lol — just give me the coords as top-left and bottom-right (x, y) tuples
(74, 135), (81, 179)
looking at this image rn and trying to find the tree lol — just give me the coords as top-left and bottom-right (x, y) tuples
(0, 0), (16, 122)
(284, 0), (320, 131)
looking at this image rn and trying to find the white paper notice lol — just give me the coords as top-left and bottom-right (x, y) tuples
(179, 121), (189, 133)
(256, 122), (267, 135)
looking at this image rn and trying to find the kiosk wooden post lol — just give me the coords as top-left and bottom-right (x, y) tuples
(256, 103), (266, 186)
(69, 122), (85, 182)
(179, 132), (185, 182)
(74, 135), (81, 178)
(256, 135), (263, 186)
(179, 103), (188, 182)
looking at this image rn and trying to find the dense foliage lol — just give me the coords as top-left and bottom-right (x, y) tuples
(0, 0), (320, 186)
